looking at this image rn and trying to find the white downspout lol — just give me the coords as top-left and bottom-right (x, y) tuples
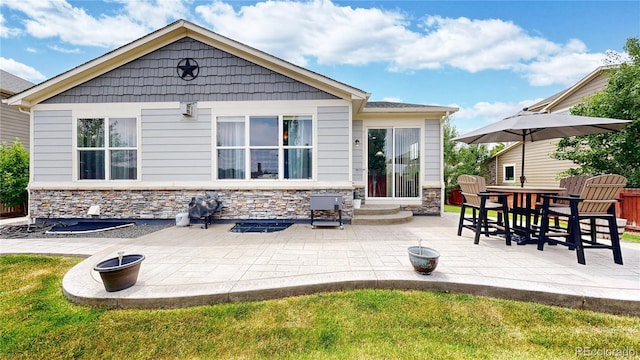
(440, 111), (450, 216)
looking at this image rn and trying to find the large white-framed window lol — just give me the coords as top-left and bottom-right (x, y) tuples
(77, 117), (138, 180)
(503, 163), (516, 183)
(216, 115), (313, 180)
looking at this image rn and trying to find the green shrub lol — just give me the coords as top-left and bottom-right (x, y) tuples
(0, 140), (29, 207)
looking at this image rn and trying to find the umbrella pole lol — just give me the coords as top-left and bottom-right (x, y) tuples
(520, 135), (526, 187)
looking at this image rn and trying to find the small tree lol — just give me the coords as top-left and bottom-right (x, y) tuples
(0, 140), (29, 208)
(443, 117), (494, 199)
(553, 38), (640, 187)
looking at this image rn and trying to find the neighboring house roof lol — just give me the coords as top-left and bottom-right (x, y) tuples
(0, 70), (34, 96)
(490, 141), (520, 158)
(6, 19), (371, 111)
(527, 65), (616, 113)
(491, 64), (615, 161)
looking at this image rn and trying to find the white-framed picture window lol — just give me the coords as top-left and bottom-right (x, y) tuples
(77, 117), (138, 180)
(216, 114), (313, 180)
(503, 164), (516, 183)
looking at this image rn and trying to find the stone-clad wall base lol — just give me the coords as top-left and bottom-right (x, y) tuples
(401, 187), (441, 215)
(29, 189), (355, 220)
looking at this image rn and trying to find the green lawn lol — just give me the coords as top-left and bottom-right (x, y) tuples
(444, 204), (640, 244)
(1, 255), (639, 359)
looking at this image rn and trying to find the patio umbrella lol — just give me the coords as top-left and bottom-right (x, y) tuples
(453, 110), (632, 187)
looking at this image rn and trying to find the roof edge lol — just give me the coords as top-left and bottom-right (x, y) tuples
(7, 19), (369, 108)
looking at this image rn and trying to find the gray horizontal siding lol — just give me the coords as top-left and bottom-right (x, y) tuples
(317, 106), (349, 181)
(423, 120), (440, 183)
(141, 108), (211, 181)
(44, 37), (338, 104)
(32, 110), (73, 182)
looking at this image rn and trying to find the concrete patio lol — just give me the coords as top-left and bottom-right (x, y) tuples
(1, 213), (639, 314)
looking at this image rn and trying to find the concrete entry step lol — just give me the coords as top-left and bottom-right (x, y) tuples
(351, 210), (414, 225)
(354, 205), (401, 216)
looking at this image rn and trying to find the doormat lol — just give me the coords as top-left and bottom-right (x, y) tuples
(46, 221), (134, 235)
(230, 221), (293, 233)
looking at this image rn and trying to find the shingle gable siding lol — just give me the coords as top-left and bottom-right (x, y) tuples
(43, 37), (338, 104)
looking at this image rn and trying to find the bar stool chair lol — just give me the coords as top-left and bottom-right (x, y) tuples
(457, 175), (512, 245)
(537, 174), (627, 265)
(534, 175), (590, 226)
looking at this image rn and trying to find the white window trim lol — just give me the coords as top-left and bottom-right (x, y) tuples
(73, 116), (141, 181)
(364, 125), (424, 200)
(215, 114), (314, 181)
(503, 163), (516, 183)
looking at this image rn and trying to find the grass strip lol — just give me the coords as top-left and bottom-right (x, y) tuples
(1, 254), (639, 359)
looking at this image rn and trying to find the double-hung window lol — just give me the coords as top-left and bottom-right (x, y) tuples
(77, 118), (137, 180)
(216, 115), (312, 180)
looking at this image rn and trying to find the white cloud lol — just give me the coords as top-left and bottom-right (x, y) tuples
(524, 50), (607, 86)
(450, 99), (541, 135)
(114, 0), (191, 29)
(195, 0), (413, 67)
(0, 57), (46, 82)
(1, 0), (612, 88)
(194, 1), (607, 87)
(2, 0), (187, 48)
(382, 97), (403, 103)
(48, 45), (82, 54)
(0, 12), (20, 37)
(392, 16), (553, 72)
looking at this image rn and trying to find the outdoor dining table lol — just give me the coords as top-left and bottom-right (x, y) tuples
(486, 185), (566, 245)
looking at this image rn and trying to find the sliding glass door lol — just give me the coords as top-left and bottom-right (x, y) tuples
(367, 128), (420, 199)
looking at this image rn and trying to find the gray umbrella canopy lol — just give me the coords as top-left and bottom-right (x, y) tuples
(453, 110), (632, 187)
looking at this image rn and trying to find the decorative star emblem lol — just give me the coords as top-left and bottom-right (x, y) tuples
(177, 58), (199, 81)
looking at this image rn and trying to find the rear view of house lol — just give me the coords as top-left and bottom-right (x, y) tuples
(6, 20), (457, 222)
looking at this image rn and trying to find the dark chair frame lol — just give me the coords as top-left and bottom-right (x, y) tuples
(456, 175), (512, 246)
(537, 175), (625, 265)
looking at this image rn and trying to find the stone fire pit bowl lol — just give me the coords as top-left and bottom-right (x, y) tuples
(407, 246), (439, 275)
(93, 254), (145, 292)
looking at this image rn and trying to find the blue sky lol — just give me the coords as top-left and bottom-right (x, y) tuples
(1, 0), (638, 133)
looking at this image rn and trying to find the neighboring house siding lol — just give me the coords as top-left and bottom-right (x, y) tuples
(352, 120), (363, 182)
(43, 37), (338, 104)
(141, 108), (212, 181)
(424, 119), (441, 183)
(493, 67), (611, 188)
(496, 140), (576, 187)
(32, 110), (72, 182)
(317, 106), (349, 181)
(554, 73), (609, 110)
(0, 100), (29, 149)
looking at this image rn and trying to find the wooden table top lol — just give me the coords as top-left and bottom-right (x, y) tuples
(486, 185), (566, 194)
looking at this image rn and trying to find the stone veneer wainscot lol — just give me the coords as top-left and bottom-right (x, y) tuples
(29, 189), (355, 220)
(29, 187), (442, 220)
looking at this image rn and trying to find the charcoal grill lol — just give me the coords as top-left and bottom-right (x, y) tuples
(188, 194), (222, 229)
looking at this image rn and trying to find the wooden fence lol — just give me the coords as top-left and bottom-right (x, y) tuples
(0, 202), (26, 217)
(617, 189), (640, 232)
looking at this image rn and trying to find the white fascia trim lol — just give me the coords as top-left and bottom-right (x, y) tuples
(361, 106), (459, 114)
(28, 181), (355, 191)
(7, 27), (185, 108)
(201, 99), (349, 114)
(34, 102), (177, 114)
